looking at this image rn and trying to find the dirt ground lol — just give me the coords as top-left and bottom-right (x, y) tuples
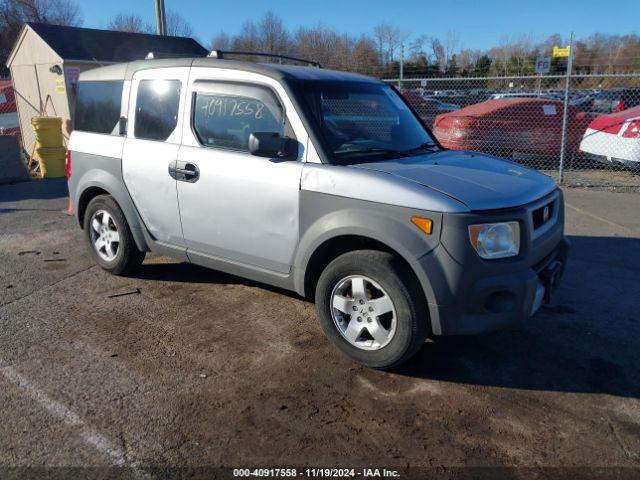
(0, 179), (638, 478)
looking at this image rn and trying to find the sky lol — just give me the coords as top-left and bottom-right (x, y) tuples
(82, 0), (639, 50)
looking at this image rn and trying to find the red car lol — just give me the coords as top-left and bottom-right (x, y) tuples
(579, 105), (640, 167)
(432, 98), (592, 159)
(0, 80), (20, 136)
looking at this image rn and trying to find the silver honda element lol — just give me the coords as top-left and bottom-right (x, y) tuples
(67, 54), (569, 368)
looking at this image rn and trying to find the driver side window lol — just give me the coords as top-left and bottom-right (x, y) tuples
(192, 82), (285, 152)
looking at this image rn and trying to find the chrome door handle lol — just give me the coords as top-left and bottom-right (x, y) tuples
(169, 161), (200, 182)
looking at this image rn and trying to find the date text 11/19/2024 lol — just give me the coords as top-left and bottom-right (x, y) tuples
(233, 468), (402, 477)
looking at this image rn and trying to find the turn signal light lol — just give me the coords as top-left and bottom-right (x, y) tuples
(411, 216), (433, 235)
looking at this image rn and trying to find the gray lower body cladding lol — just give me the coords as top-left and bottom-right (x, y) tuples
(421, 236), (569, 335)
(70, 163), (569, 337)
(68, 151), (149, 253)
(296, 189), (570, 336)
(425, 189), (569, 335)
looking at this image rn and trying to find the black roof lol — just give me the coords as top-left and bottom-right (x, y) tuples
(190, 58), (381, 83)
(27, 22), (207, 62)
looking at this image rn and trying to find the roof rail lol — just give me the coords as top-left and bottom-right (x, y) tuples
(207, 50), (321, 68)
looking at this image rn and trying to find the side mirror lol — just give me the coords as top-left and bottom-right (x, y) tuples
(248, 132), (296, 160)
(118, 116), (127, 136)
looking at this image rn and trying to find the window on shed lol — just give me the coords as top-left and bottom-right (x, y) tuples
(134, 79), (181, 141)
(74, 81), (123, 135)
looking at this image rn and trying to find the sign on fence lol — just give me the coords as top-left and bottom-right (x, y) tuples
(553, 46), (571, 58)
(535, 57), (551, 74)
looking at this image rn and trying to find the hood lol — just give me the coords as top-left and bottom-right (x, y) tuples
(349, 150), (557, 211)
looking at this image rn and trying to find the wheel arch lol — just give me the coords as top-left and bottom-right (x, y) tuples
(74, 170), (149, 252)
(300, 234), (417, 297)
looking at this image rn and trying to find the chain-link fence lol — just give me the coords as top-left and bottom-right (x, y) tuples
(1, 74), (50, 176)
(4, 66), (640, 189)
(0, 77), (19, 137)
(0, 75), (36, 170)
(388, 73), (640, 189)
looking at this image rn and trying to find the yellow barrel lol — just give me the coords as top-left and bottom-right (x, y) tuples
(36, 147), (66, 178)
(31, 117), (64, 148)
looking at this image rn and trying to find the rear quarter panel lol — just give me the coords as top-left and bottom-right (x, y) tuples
(67, 131), (148, 251)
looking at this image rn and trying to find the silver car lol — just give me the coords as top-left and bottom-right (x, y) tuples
(67, 56), (569, 369)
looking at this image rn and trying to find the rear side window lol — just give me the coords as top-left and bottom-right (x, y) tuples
(192, 82), (284, 151)
(75, 81), (123, 134)
(134, 79), (181, 141)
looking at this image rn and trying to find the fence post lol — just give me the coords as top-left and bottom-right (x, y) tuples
(558, 32), (574, 185)
(398, 43), (404, 89)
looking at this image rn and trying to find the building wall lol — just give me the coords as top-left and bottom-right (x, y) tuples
(7, 27), (62, 67)
(8, 27), (102, 155)
(9, 28), (63, 155)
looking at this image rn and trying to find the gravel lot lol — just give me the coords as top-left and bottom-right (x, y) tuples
(0, 179), (639, 477)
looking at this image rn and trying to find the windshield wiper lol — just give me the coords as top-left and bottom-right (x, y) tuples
(335, 147), (409, 158)
(403, 142), (440, 155)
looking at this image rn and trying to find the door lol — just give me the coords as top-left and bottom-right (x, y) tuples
(177, 73), (307, 274)
(122, 68), (190, 247)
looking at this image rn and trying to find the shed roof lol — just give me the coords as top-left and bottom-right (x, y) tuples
(23, 22), (207, 63)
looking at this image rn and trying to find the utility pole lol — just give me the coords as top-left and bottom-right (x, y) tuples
(155, 0), (167, 36)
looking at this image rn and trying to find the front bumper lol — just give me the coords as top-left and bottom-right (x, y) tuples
(418, 189), (570, 336)
(428, 237), (569, 335)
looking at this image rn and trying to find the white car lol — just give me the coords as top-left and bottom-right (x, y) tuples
(580, 105), (640, 166)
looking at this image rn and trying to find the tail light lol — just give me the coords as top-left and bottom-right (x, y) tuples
(616, 100), (625, 112)
(622, 119), (640, 138)
(65, 150), (72, 178)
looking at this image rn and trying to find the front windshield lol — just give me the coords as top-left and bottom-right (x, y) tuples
(299, 81), (439, 164)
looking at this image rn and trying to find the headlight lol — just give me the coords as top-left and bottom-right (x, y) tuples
(468, 222), (520, 259)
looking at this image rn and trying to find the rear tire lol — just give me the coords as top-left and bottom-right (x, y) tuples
(315, 250), (429, 369)
(83, 195), (145, 275)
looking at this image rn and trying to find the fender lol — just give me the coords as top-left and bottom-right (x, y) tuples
(292, 191), (444, 311)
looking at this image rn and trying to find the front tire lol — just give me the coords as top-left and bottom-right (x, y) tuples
(315, 250), (429, 369)
(83, 195), (145, 275)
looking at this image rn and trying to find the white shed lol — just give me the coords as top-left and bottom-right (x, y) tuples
(6, 22), (207, 156)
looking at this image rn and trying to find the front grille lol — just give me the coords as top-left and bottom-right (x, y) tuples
(532, 201), (554, 229)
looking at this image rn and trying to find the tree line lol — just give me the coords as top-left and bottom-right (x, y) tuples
(1, 2), (639, 79)
(209, 14), (640, 78)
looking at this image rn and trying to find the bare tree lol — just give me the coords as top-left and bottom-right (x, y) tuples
(259, 11), (288, 54)
(232, 20), (261, 54)
(373, 23), (401, 65)
(210, 32), (231, 51)
(0, 0), (83, 73)
(351, 35), (381, 75)
(166, 10), (193, 37)
(294, 24), (338, 68)
(408, 35), (428, 62)
(430, 37), (446, 72)
(443, 30), (461, 68)
(457, 48), (476, 74)
(108, 13), (152, 34)
(6, 0), (83, 26)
